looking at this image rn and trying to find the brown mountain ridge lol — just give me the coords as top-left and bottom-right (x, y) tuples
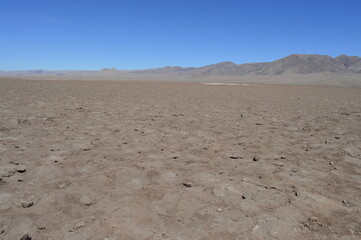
(1, 54), (361, 77)
(131, 54), (361, 76)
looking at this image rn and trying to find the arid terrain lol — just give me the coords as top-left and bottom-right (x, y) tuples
(0, 78), (360, 240)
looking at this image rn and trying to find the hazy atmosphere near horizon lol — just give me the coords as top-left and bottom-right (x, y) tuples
(1, 0), (361, 70)
(1, 1), (361, 240)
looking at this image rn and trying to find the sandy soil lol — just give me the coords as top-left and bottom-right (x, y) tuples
(0, 79), (360, 240)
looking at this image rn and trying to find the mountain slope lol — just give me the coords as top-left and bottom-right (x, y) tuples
(1, 54), (361, 77)
(130, 54), (359, 76)
(335, 55), (361, 73)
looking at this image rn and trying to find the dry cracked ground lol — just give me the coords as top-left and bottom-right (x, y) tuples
(0, 79), (360, 240)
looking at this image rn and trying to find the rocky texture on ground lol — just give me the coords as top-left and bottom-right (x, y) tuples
(0, 79), (360, 239)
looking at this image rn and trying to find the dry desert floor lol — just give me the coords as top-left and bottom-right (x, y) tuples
(0, 79), (361, 240)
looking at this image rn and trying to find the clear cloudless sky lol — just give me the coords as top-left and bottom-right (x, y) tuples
(1, 0), (361, 70)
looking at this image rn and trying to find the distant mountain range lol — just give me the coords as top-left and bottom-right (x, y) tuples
(1, 54), (361, 77)
(131, 54), (361, 76)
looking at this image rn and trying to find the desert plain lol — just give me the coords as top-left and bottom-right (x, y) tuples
(0, 78), (360, 240)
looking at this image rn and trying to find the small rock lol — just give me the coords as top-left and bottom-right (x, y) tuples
(17, 166), (27, 173)
(0, 166), (17, 178)
(22, 201), (33, 208)
(342, 200), (348, 204)
(218, 170), (224, 175)
(329, 162), (334, 165)
(242, 194), (247, 199)
(325, 140), (328, 144)
(217, 208), (222, 212)
(74, 221), (86, 229)
(280, 156), (286, 159)
(335, 136), (340, 139)
(253, 156), (260, 162)
(58, 183), (66, 189)
(182, 183), (192, 188)
(230, 156), (242, 159)
(20, 234), (32, 240)
(80, 195), (93, 206)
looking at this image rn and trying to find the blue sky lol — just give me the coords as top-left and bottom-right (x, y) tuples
(1, 0), (361, 70)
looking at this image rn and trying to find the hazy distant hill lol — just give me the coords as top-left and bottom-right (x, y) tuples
(130, 54), (361, 76)
(1, 54), (361, 77)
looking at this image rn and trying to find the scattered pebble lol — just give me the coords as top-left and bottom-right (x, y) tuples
(280, 156), (286, 159)
(80, 195), (93, 206)
(58, 183), (67, 189)
(75, 221), (86, 229)
(230, 156), (242, 159)
(22, 201), (33, 208)
(17, 166), (27, 173)
(253, 156), (260, 162)
(218, 170), (224, 175)
(342, 200), (348, 205)
(217, 208), (222, 212)
(182, 183), (192, 188)
(335, 136), (340, 139)
(69, 221), (86, 232)
(242, 194), (247, 199)
(20, 234), (32, 240)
